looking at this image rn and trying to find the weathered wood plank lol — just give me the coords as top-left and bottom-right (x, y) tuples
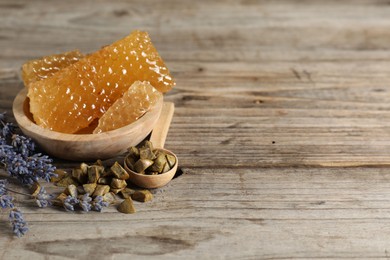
(2, 168), (390, 259)
(2, 0), (390, 258)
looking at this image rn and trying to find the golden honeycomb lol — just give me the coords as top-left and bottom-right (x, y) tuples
(27, 31), (175, 134)
(22, 50), (84, 87)
(93, 81), (162, 134)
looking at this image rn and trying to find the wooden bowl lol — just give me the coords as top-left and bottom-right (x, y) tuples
(124, 148), (178, 188)
(12, 88), (163, 161)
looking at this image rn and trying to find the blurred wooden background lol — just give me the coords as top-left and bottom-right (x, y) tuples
(2, 0), (390, 258)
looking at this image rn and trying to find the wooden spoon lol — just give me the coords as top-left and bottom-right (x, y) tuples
(124, 102), (177, 188)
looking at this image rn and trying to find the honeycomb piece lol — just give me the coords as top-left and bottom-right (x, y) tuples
(28, 31), (175, 134)
(22, 50), (84, 87)
(93, 81), (162, 134)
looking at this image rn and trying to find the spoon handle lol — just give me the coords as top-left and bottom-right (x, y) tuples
(149, 102), (175, 149)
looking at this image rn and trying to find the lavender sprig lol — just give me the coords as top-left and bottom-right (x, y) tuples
(0, 112), (57, 237)
(9, 208), (28, 237)
(63, 194), (108, 212)
(63, 195), (80, 211)
(0, 180), (14, 209)
(0, 112), (57, 185)
(0, 179), (28, 237)
(0, 179), (9, 197)
(92, 196), (109, 212)
(2, 150), (57, 185)
(11, 135), (35, 158)
(2, 123), (16, 140)
(0, 112), (111, 237)
(0, 194), (14, 209)
(79, 193), (92, 212)
(35, 187), (53, 208)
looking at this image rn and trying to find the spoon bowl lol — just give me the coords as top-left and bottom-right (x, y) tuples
(12, 88), (163, 161)
(124, 102), (177, 188)
(124, 148), (178, 188)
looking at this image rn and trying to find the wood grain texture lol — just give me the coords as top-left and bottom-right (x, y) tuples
(1, 0), (390, 258)
(149, 102), (175, 149)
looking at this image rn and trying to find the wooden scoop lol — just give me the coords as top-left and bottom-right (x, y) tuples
(124, 102), (177, 188)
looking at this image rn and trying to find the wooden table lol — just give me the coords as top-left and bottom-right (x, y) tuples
(2, 0), (390, 258)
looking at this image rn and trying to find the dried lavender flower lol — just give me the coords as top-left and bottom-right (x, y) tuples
(2, 149), (57, 186)
(0, 179), (28, 237)
(0, 142), (13, 165)
(0, 180), (14, 209)
(92, 196), (109, 212)
(0, 112), (57, 186)
(0, 112), (114, 237)
(0, 194), (14, 209)
(2, 123), (16, 139)
(0, 179), (8, 195)
(79, 193), (92, 212)
(11, 135), (35, 157)
(9, 208), (28, 237)
(35, 187), (53, 208)
(26, 154), (57, 183)
(63, 195), (79, 211)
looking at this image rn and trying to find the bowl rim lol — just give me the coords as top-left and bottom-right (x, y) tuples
(13, 88), (163, 142)
(124, 155), (177, 188)
(123, 148), (178, 178)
